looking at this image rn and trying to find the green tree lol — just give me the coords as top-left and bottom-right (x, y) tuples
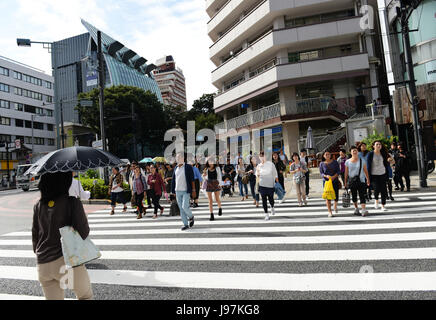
(76, 85), (168, 159)
(362, 132), (398, 151)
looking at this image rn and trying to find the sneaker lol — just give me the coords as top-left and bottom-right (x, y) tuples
(334, 209), (339, 214)
(374, 203), (380, 210)
(279, 198), (285, 204)
(390, 196), (395, 201)
(328, 212), (333, 218)
(354, 208), (360, 216)
(189, 216), (195, 227)
(303, 200), (308, 206)
(381, 206), (388, 212)
(271, 207), (276, 216)
(298, 203), (303, 207)
(181, 225), (190, 231)
(265, 214), (270, 221)
(306, 196), (310, 200)
(361, 209), (368, 217)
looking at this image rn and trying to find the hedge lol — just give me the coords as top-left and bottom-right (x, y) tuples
(77, 178), (130, 200)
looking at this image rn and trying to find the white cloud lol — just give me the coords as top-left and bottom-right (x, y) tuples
(0, 0), (216, 108)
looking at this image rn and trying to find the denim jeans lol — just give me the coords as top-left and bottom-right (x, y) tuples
(249, 179), (259, 202)
(176, 191), (193, 227)
(237, 176), (248, 196)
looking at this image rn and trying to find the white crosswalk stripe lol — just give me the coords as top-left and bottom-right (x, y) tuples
(1, 191), (436, 299)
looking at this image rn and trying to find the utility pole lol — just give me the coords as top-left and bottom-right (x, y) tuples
(399, 0), (427, 187)
(131, 103), (138, 161)
(60, 99), (65, 148)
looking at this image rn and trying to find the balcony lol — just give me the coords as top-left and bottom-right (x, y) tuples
(215, 102), (281, 132)
(209, 0), (356, 64)
(215, 97), (354, 133)
(206, 0), (230, 18)
(211, 15), (363, 86)
(214, 53), (370, 111)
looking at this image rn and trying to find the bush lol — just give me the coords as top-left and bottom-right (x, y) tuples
(77, 178), (130, 199)
(85, 169), (99, 179)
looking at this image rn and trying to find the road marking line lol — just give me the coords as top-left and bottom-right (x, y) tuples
(0, 266), (435, 291)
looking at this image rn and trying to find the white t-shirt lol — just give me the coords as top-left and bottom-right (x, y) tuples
(69, 179), (91, 200)
(256, 161), (278, 188)
(112, 177), (123, 193)
(175, 164), (188, 192)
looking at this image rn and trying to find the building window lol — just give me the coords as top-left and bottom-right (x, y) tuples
(13, 103), (24, 111)
(0, 100), (10, 109)
(45, 95), (53, 103)
(47, 124), (54, 131)
(45, 81), (53, 89)
(0, 83), (9, 92)
(34, 137), (45, 145)
(13, 71), (22, 80)
(46, 109), (53, 117)
(0, 67), (9, 76)
(25, 120), (32, 128)
(35, 107), (44, 115)
(48, 138), (55, 146)
(14, 87), (22, 95)
(24, 105), (35, 113)
(33, 122), (44, 130)
(15, 119), (24, 127)
(24, 136), (32, 144)
(0, 135), (11, 143)
(0, 117), (11, 126)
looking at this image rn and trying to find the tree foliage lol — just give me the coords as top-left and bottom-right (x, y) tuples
(361, 132), (399, 151)
(76, 85), (167, 158)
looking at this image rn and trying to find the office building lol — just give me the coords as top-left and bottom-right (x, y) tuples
(0, 55), (55, 175)
(51, 19), (163, 148)
(153, 55), (187, 109)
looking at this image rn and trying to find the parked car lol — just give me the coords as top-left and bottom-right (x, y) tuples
(16, 164), (40, 192)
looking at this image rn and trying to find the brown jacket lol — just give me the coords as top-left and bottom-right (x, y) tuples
(32, 195), (90, 264)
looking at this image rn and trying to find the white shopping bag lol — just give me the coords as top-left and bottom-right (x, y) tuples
(59, 226), (101, 269)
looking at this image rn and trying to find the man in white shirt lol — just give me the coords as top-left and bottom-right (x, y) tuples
(171, 153), (196, 231)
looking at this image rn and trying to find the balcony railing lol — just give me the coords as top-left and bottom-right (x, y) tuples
(215, 102), (281, 132)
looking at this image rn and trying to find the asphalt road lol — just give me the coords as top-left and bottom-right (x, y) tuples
(0, 189), (436, 300)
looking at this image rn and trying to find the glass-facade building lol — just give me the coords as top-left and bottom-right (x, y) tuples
(52, 19), (162, 148)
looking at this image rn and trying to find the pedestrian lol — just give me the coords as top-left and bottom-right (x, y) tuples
(337, 148), (347, 187)
(132, 166), (147, 219)
(289, 152), (308, 207)
(148, 164), (165, 219)
(128, 161), (145, 210)
(386, 156), (395, 201)
(69, 172), (91, 200)
(358, 142), (372, 200)
(246, 156), (260, 207)
(256, 151), (279, 221)
(344, 146), (370, 216)
(366, 140), (391, 211)
(144, 164), (153, 209)
(108, 167), (127, 215)
(272, 152), (286, 192)
(319, 151), (341, 217)
(223, 158), (236, 193)
(32, 172), (93, 300)
(191, 161), (202, 208)
(236, 157), (248, 201)
(300, 149), (311, 199)
(396, 144), (412, 192)
(203, 159), (223, 221)
(279, 148), (289, 166)
(389, 142), (400, 190)
(171, 153), (196, 231)
(164, 163), (174, 204)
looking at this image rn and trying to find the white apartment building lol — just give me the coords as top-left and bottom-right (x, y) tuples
(0, 56), (56, 171)
(208, 0), (386, 156)
(153, 56), (187, 109)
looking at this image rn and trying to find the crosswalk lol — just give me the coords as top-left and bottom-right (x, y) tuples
(1, 191), (436, 299)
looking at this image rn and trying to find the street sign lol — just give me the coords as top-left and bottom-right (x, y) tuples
(80, 99), (94, 107)
(86, 71), (98, 87)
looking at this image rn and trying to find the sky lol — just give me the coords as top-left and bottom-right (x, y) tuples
(0, 0), (217, 108)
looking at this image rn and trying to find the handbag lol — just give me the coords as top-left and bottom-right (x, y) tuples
(59, 198), (101, 269)
(342, 189), (351, 208)
(322, 179), (336, 200)
(241, 173), (250, 185)
(349, 159), (363, 189)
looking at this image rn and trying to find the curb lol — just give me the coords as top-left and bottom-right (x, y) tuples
(81, 199), (111, 205)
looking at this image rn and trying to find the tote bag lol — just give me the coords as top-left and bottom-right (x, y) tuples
(59, 198), (101, 269)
